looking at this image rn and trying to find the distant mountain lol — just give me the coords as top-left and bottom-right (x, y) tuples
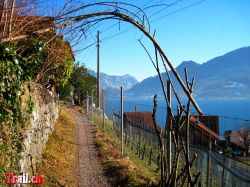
(126, 46), (250, 99)
(100, 73), (138, 90)
(90, 71), (139, 98)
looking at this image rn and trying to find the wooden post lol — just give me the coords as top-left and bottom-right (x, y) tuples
(121, 87), (124, 155)
(207, 136), (212, 187)
(97, 31), (100, 108)
(184, 68), (191, 162)
(167, 80), (172, 174)
(102, 90), (105, 129)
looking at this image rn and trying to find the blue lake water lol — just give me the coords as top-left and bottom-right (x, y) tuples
(105, 99), (250, 137)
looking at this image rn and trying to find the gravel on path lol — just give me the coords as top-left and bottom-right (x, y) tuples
(70, 110), (111, 187)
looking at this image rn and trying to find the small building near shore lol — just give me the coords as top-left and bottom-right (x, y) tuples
(123, 111), (158, 131)
(184, 115), (220, 148)
(230, 127), (250, 156)
(123, 112), (220, 149)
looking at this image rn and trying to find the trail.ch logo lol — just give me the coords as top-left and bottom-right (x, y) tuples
(6, 172), (42, 185)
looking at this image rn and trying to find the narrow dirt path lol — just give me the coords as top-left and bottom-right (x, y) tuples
(70, 109), (111, 187)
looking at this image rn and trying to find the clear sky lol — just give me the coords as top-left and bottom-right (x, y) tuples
(74, 0), (250, 81)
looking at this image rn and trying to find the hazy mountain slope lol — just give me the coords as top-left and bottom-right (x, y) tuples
(126, 46), (250, 99)
(90, 71), (139, 99)
(91, 71), (139, 91)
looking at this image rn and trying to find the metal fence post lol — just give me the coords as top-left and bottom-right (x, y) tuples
(112, 113), (114, 129)
(91, 89), (94, 109)
(139, 124), (141, 158)
(86, 91), (89, 114)
(121, 87), (124, 155)
(207, 136), (212, 187)
(102, 90), (105, 129)
(129, 121), (132, 146)
(221, 156), (226, 187)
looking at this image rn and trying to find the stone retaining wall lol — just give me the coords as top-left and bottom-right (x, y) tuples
(19, 83), (59, 173)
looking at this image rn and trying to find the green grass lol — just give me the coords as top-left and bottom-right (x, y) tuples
(233, 157), (250, 167)
(124, 146), (160, 182)
(245, 160), (250, 165)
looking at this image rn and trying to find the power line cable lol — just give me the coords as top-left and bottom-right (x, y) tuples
(100, 0), (161, 34)
(75, 0), (192, 52)
(101, 0), (206, 42)
(151, 0), (206, 22)
(100, 0), (179, 37)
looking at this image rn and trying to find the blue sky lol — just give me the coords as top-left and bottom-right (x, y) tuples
(74, 0), (250, 81)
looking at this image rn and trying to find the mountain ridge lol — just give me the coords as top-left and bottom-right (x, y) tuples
(90, 71), (139, 98)
(126, 46), (250, 99)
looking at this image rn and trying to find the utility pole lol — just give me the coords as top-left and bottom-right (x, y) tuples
(167, 80), (172, 174)
(97, 30), (100, 108)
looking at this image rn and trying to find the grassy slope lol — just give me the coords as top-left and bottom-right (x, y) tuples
(38, 106), (77, 186)
(91, 113), (160, 187)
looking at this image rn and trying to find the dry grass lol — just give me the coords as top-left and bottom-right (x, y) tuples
(71, 105), (85, 114)
(38, 106), (77, 187)
(95, 126), (159, 187)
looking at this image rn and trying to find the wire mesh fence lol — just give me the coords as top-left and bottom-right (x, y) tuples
(85, 94), (250, 186)
(113, 113), (160, 166)
(112, 112), (250, 187)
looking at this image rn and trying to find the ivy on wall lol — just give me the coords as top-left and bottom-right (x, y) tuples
(0, 36), (74, 183)
(0, 40), (45, 182)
